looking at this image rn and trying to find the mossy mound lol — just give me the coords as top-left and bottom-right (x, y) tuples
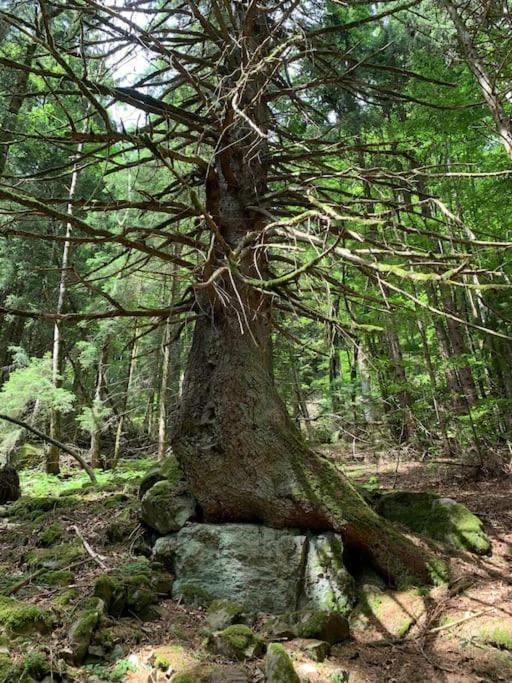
(39, 522), (64, 547)
(204, 624), (265, 661)
(265, 643), (300, 683)
(0, 596), (54, 636)
(24, 543), (83, 570)
(94, 572), (157, 618)
(36, 570), (74, 587)
(375, 491), (490, 555)
(5, 495), (79, 521)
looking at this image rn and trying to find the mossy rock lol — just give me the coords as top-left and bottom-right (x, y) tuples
(139, 456), (184, 500)
(67, 600), (103, 664)
(267, 610), (349, 645)
(24, 543), (83, 570)
(171, 664), (249, 682)
(93, 572), (157, 618)
(204, 624), (265, 661)
(0, 596), (54, 636)
(0, 654), (16, 683)
(289, 639), (331, 663)
(39, 522), (64, 547)
(20, 649), (50, 680)
(375, 491), (490, 555)
(265, 643), (300, 683)
(140, 480), (196, 535)
(206, 600), (246, 631)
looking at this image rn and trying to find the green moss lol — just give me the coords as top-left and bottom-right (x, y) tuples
(39, 522), (64, 546)
(153, 653), (171, 670)
(376, 491), (490, 555)
(218, 624), (253, 650)
(0, 596), (54, 635)
(205, 624), (265, 660)
(36, 570), (74, 587)
(53, 588), (79, 606)
(0, 655), (16, 683)
(265, 643), (300, 683)
(21, 649), (50, 679)
(25, 543), (83, 569)
(6, 495), (79, 521)
(479, 624), (512, 650)
(178, 582), (213, 607)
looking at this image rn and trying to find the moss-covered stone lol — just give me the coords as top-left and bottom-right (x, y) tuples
(204, 624), (265, 661)
(206, 599), (246, 631)
(67, 601), (102, 664)
(39, 522), (64, 547)
(0, 654), (16, 683)
(20, 649), (50, 680)
(138, 456), (184, 500)
(25, 543), (83, 570)
(141, 480), (196, 535)
(93, 572), (157, 618)
(265, 643), (300, 683)
(0, 596), (54, 636)
(268, 610), (349, 646)
(375, 491), (490, 555)
(291, 639), (330, 662)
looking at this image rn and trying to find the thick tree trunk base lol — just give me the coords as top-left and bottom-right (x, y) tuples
(173, 314), (443, 587)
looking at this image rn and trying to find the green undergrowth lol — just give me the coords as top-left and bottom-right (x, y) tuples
(19, 458), (152, 498)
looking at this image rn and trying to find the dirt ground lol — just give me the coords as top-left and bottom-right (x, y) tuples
(1, 455), (511, 683)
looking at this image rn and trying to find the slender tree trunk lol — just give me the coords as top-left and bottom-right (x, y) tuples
(113, 326), (138, 465)
(47, 145), (82, 474)
(444, 0), (512, 158)
(158, 257), (181, 459)
(289, 346), (313, 440)
(90, 341), (109, 469)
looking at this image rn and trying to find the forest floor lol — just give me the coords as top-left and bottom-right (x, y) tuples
(0, 451), (512, 682)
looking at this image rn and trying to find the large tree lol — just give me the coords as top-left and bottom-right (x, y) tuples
(3, 0), (503, 583)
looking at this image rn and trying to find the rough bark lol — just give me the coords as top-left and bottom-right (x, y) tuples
(172, 3), (437, 587)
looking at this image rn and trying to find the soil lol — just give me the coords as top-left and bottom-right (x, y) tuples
(0, 453), (511, 682)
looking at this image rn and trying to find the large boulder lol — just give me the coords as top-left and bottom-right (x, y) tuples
(375, 491), (490, 555)
(0, 465), (20, 504)
(155, 523), (355, 614)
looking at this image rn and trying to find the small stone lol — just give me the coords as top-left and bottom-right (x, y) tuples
(265, 643), (300, 683)
(87, 645), (105, 658)
(204, 624), (265, 661)
(293, 638), (331, 662)
(206, 599), (246, 631)
(67, 603), (102, 664)
(269, 610), (350, 645)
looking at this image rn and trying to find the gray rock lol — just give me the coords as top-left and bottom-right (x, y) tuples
(301, 533), (354, 613)
(66, 602), (102, 664)
(171, 524), (306, 612)
(206, 599), (246, 631)
(141, 480), (196, 535)
(172, 664), (248, 682)
(265, 643), (300, 683)
(162, 523), (354, 614)
(293, 638), (331, 662)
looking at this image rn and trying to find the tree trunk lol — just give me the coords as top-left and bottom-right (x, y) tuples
(90, 341), (109, 469)
(47, 143), (82, 474)
(172, 2), (435, 586)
